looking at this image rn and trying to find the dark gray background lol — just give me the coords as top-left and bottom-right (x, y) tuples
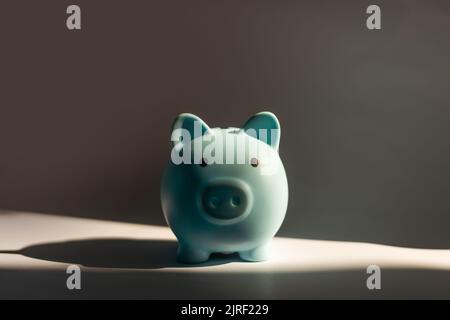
(1, 0), (450, 248)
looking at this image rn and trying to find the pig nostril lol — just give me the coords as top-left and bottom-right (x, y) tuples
(231, 196), (241, 207)
(209, 197), (221, 209)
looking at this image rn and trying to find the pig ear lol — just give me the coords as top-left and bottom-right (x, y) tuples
(170, 113), (211, 147)
(243, 111), (281, 150)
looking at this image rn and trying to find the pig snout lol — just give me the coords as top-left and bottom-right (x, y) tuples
(201, 179), (251, 220)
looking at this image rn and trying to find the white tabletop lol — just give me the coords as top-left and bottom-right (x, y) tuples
(1, 210), (449, 299)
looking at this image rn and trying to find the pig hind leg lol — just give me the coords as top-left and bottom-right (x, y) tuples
(177, 243), (210, 264)
(239, 242), (271, 262)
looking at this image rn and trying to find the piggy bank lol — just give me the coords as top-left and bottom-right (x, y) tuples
(161, 112), (288, 263)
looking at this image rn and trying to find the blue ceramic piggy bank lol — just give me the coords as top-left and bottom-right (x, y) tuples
(161, 112), (288, 263)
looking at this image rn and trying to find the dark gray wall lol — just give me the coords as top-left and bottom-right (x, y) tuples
(1, 0), (450, 248)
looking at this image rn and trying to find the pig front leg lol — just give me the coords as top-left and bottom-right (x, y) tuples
(177, 243), (210, 264)
(239, 242), (271, 262)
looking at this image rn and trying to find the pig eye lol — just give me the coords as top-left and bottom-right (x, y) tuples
(250, 158), (259, 168)
(200, 158), (208, 167)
